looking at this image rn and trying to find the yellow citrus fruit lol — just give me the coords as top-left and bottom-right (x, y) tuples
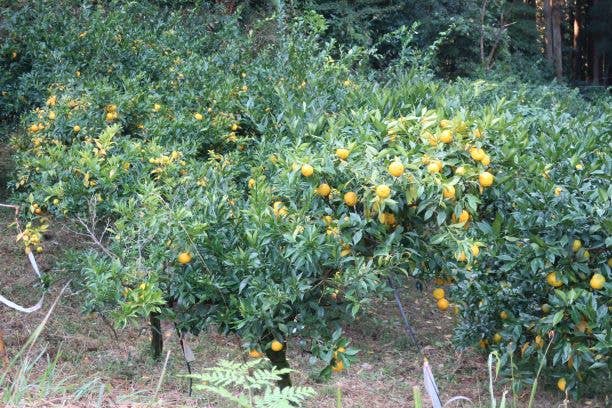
(470, 147), (485, 162)
(557, 377), (566, 391)
(455, 166), (466, 176)
(316, 183), (331, 197)
(439, 119), (451, 129)
(541, 304), (551, 314)
(375, 184), (391, 199)
(177, 252), (192, 265)
(337, 346), (346, 353)
(336, 148), (350, 160)
(590, 273), (605, 290)
(388, 161), (405, 177)
(427, 160), (443, 174)
(331, 359), (344, 372)
(493, 333), (502, 344)
(427, 132), (438, 146)
(452, 210), (470, 224)
(554, 186), (562, 196)
(442, 185), (455, 200)
(193, 112), (203, 120)
(535, 335), (544, 348)
(572, 239), (582, 252)
(479, 171), (494, 187)
(48, 111), (56, 120)
(470, 244), (480, 257)
(323, 215), (333, 225)
(153, 103), (161, 112)
(248, 178), (256, 189)
(344, 192), (357, 207)
(582, 250), (590, 261)
(248, 349), (263, 358)
(456, 251), (467, 262)
(500, 311), (508, 320)
(437, 298), (449, 311)
(270, 340), (283, 352)
(481, 154), (491, 166)
(439, 129), (453, 143)
(73, 125), (81, 133)
(380, 212), (396, 226)
(36, 246), (43, 254)
(432, 288), (445, 300)
(546, 272), (563, 287)
(301, 164), (314, 177)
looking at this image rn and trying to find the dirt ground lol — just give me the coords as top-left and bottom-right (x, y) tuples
(0, 137), (606, 408)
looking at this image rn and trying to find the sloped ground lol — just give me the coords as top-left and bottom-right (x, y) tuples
(0, 137), (603, 407)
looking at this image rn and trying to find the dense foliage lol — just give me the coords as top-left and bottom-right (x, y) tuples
(1, 0), (610, 398)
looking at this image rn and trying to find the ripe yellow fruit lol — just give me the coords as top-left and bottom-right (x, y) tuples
(546, 271), (563, 287)
(554, 186), (562, 196)
(572, 239), (582, 252)
(427, 160), (443, 174)
(479, 171), (494, 187)
(437, 298), (449, 311)
(270, 340), (283, 352)
(48, 111), (56, 120)
(344, 192), (357, 207)
(470, 147), (486, 162)
(153, 103), (161, 112)
(248, 178), (256, 189)
(375, 184), (391, 199)
(194, 113), (203, 120)
(331, 359), (344, 372)
(541, 304), (551, 314)
(427, 132), (438, 146)
(442, 185), (455, 200)
(535, 335), (544, 348)
(432, 288), (445, 300)
(439, 129), (453, 143)
(493, 333), (502, 344)
(470, 244), (480, 257)
(500, 311), (508, 320)
(337, 346), (346, 353)
(316, 183), (331, 197)
(452, 210), (470, 224)
(177, 252), (192, 265)
(336, 148), (350, 160)
(323, 215), (333, 225)
(481, 154), (491, 166)
(388, 161), (405, 177)
(439, 119), (451, 129)
(380, 212), (396, 226)
(582, 250), (590, 261)
(301, 164), (314, 177)
(589, 273), (605, 290)
(36, 246), (43, 254)
(456, 251), (467, 262)
(557, 377), (566, 392)
(248, 349), (263, 358)
(455, 166), (466, 176)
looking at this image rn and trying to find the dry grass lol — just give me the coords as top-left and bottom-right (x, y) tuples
(0, 139), (606, 408)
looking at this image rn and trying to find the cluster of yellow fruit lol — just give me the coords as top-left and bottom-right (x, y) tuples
(432, 287), (449, 311)
(105, 104), (118, 121)
(247, 340), (285, 359)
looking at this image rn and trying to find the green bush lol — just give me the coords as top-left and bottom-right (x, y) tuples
(4, 0), (610, 397)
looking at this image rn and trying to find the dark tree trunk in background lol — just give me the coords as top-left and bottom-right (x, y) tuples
(543, 0), (554, 63)
(150, 312), (163, 360)
(552, 0), (563, 79)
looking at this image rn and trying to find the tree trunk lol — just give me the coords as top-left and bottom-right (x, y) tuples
(572, 0), (583, 81)
(263, 337), (291, 389)
(150, 312), (163, 360)
(552, 0), (563, 79)
(543, 0), (554, 62)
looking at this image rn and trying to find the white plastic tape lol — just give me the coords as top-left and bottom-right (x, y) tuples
(0, 251), (45, 313)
